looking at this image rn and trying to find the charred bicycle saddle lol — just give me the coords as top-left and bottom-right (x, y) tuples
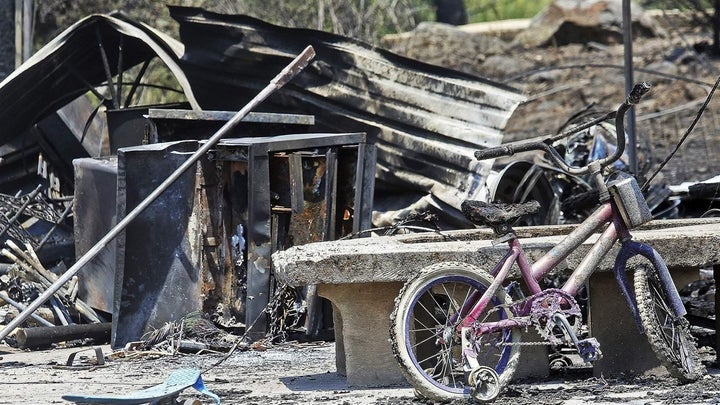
(461, 200), (541, 235)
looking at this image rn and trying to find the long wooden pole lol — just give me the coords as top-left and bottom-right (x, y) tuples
(0, 45), (316, 342)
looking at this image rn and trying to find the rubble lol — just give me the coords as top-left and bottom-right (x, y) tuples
(380, 21), (509, 70)
(513, 0), (666, 48)
(0, 5), (529, 353)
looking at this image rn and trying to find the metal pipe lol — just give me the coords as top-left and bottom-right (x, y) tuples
(96, 27), (119, 109)
(0, 184), (42, 240)
(0, 292), (54, 327)
(37, 200), (73, 249)
(116, 36), (124, 109)
(124, 58), (151, 108)
(622, 0), (637, 175)
(0, 45), (316, 343)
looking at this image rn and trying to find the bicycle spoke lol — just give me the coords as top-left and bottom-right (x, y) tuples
(408, 323), (440, 334)
(416, 297), (444, 326)
(415, 347), (446, 366)
(440, 282), (467, 317)
(408, 314), (436, 334)
(410, 329), (444, 349)
(650, 283), (685, 361)
(391, 263), (521, 399)
(635, 265), (704, 382)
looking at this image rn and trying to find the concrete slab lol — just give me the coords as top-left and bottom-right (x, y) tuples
(274, 219), (720, 286)
(272, 218), (720, 387)
(318, 282), (405, 387)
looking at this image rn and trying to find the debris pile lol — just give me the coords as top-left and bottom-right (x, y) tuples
(0, 187), (73, 253)
(0, 1), (717, 379)
(0, 239), (109, 349)
(513, 0), (666, 47)
(136, 312), (245, 355)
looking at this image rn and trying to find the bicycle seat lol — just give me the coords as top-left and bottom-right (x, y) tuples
(461, 200), (541, 234)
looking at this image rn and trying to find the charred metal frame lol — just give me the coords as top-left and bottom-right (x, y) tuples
(209, 133), (375, 339)
(113, 140), (200, 348)
(110, 132), (374, 346)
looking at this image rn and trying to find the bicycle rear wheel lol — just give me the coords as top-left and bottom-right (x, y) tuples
(390, 261), (520, 401)
(634, 264), (705, 382)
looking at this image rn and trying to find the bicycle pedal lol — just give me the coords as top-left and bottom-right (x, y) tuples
(576, 338), (602, 363)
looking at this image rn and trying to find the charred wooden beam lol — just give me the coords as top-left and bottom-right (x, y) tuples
(15, 322), (111, 349)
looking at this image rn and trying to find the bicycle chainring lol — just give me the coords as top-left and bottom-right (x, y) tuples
(528, 289), (582, 345)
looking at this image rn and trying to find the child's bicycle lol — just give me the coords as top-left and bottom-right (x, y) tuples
(390, 83), (705, 402)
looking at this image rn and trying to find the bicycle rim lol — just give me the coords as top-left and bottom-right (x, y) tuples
(390, 262), (520, 401)
(634, 264), (705, 382)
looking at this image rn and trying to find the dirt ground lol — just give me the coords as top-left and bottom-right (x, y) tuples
(2, 340), (720, 404)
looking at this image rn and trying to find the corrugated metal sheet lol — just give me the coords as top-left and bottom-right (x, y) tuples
(169, 6), (526, 226)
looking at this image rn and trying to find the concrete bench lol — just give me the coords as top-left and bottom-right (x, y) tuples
(272, 218), (720, 387)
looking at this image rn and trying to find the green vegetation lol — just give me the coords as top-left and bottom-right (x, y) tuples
(466, 0), (552, 23)
(33, 1), (554, 49)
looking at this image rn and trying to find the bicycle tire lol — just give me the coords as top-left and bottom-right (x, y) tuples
(390, 261), (520, 401)
(634, 264), (705, 382)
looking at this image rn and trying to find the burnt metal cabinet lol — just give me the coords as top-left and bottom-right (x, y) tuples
(113, 141), (199, 348)
(112, 133), (375, 347)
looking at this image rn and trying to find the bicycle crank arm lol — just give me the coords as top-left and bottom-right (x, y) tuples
(551, 313), (603, 363)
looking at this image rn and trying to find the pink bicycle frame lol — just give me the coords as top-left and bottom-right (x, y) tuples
(459, 201), (686, 333)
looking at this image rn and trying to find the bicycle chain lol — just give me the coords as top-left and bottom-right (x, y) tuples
(474, 335), (552, 347)
(472, 296), (568, 347)
(500, 340), (552, 347)
(473, 304), (552, 347)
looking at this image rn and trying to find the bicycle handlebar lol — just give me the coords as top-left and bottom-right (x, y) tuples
(475, 82), (652, 175)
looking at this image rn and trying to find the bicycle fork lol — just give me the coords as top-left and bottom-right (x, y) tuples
(613, 239), (687, 333)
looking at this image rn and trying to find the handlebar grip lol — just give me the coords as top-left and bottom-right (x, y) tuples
(628, 82), (652, 105)
(474, 145), (514, 161)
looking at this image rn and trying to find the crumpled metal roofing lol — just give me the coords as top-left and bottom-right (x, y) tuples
(170, 6), (525, 225)
(0, 11), (199, 145)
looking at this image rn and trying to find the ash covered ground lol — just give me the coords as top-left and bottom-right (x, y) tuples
(3, 341), (720, 404)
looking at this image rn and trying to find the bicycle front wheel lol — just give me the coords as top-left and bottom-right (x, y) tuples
(634, 264), (705, 382)
(390, 262), (520, 401)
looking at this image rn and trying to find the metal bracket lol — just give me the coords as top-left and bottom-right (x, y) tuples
(65, 346), (105, 368)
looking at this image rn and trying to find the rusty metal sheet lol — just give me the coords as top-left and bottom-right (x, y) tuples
(73, 156), (118, 314)
(146, 109), (317, 144)
(148, 109), (315, 126)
